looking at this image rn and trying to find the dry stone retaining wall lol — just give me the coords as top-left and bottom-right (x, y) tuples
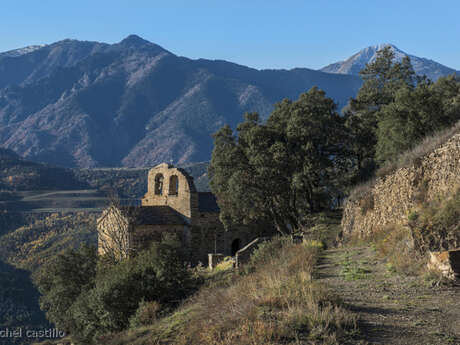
(341, 132), (460, 239)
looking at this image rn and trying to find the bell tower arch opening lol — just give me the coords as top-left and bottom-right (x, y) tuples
(169, 175), (179, 195)
(154, 174), (164, 195)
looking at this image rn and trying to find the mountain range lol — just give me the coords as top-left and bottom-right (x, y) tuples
(0, 36), (457, 168)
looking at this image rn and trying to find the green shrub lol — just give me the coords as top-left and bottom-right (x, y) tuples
(129, 300), (161, 328)
(35, 240), (199, 344)
(408, 211), (419, 222)
(35, 245), (98, 333)
(244, 236), (291, 273)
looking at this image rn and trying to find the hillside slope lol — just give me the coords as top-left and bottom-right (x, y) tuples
(0, 35), (362, 168)
(0, 260), (49, 345)
(0, 147), (85, 192)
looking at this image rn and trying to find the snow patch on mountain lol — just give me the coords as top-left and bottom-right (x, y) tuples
(320, 44), (457, 81)
(0, 45), (47, 58)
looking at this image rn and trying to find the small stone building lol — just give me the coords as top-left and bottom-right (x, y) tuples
(97, 163), (271, 264)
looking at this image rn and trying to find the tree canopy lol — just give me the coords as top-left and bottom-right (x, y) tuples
(210, 47), (460, 234)
(35, 240), (197, 344)
(209, 87), (348, 235)
(345, 46), (460, 172)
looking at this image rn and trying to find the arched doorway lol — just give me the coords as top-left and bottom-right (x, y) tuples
(231, 238), (241, 256)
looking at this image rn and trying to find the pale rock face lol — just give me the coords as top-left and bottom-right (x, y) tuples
(427, 250), (460, 280)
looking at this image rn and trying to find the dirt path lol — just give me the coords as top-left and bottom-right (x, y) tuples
(316, 246), (460, 345)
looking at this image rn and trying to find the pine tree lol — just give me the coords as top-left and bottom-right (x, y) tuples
(345, 46), (416, 176)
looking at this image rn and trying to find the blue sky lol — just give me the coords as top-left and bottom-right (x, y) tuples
(2, 0), (460, 70)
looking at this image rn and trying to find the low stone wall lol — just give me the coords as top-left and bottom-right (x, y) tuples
(341, 132), (460, 239)
(208, 253), (225, 269)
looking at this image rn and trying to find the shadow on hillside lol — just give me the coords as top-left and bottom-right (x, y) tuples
(0, 259), (50, 344)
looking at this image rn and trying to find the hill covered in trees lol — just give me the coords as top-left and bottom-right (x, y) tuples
(0, 148), (85, 192)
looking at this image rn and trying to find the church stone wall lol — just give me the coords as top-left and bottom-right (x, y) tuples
(97, 206), (130, 257)
(99, 163), (277, 265)
(190, 211), (273, 264)
(131, 224), (190, 253)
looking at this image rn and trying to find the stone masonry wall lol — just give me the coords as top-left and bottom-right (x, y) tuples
(142, 163), (195, 221)
(341, 132), (460, 238)
(97, 206), (129, 256)
(131, 224), (189, 252)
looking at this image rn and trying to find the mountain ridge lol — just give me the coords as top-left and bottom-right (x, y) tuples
(0, 37), (457, 168)
(0, 35), (362, 168)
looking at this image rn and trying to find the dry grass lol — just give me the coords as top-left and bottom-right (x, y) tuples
(174, 241), (356, 345)
(348, 177), (377, 202)
(102, 239), (357, 345)
(344, 224), (425, 278)
(372, 225), (425, 276)
(348, 120), (460, 201)
(345, 186), (460, 279)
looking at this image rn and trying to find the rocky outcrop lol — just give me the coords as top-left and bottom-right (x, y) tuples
(341, 131), (460, 239)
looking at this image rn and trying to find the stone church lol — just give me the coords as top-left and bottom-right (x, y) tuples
(97, 163), (270, 264)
